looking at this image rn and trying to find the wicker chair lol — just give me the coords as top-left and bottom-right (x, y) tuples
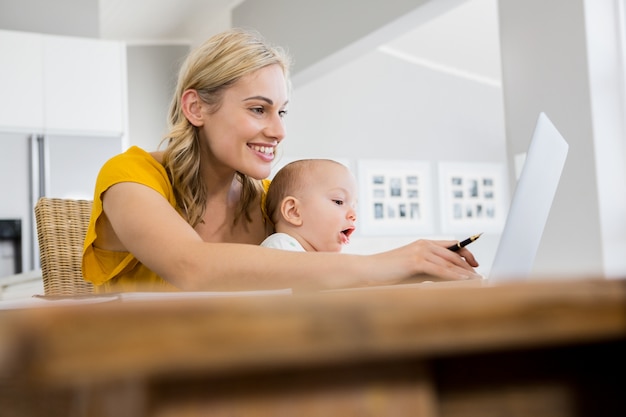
(34, 197), (94, 296)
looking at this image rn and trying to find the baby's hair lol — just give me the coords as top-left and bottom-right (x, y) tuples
(265, 159), (344, 224)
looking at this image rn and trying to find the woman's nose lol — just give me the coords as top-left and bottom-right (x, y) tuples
(265, 113), (286, 141)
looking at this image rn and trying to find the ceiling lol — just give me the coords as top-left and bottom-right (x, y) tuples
(98, 0), (243, 44)
(98, 0), (500, 84)
(382, 0), (501, 85)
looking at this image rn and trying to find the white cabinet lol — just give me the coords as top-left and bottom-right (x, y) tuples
(0, 31), (45, 130)
(43, 35), (126, 135)
(0, 30), (127, 137)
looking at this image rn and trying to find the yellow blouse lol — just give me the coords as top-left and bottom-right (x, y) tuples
(82, 146), (270, 293)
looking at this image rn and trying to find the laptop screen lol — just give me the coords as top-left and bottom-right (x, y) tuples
(487, 112), (569, 283)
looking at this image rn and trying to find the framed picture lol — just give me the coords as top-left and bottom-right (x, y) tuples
(357, 160), (434, 236)
(438, 162), (509, 234)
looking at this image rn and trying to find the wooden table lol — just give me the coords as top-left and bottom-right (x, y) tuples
(0, 278), (625, 417)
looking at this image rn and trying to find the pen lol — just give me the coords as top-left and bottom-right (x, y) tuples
(447, 233), (482, 252)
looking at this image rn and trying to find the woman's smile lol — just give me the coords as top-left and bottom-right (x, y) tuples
(248, 143), (276, 161)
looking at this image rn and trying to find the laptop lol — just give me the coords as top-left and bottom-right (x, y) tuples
(487, 112), (569, 283)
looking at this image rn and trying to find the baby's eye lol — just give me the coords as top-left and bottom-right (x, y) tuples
(332, 199), (344, 206)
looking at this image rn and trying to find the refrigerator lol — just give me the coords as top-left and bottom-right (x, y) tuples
(0, 131), (122, 276)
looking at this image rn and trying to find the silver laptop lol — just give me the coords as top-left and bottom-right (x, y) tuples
(487, 112), (569, 283)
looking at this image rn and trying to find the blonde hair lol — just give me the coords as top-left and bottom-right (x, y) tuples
(161, 28), (292, 227)
(265, 159), (342, 225)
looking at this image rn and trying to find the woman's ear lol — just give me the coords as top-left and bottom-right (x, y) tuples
(181, 89), (204, 127)
(280, 196), (303, 227)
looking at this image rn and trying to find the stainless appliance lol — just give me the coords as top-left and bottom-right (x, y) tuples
(0, 132), (122, 275)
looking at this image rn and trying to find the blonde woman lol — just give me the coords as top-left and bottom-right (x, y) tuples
(82, 28), (479, 293)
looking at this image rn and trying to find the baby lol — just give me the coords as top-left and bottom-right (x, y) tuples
(262, 159), (358, 252)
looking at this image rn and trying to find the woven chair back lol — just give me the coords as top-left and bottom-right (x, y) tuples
(34, 197), (94, 296)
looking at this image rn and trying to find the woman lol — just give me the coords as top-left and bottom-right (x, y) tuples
(82, 28), (479, 293)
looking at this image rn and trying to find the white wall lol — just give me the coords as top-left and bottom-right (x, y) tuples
(584, 0), (626, 278)
(283, 37), (507, 274)
(499, 0), (626, 279)
(126, 44), (190, 151)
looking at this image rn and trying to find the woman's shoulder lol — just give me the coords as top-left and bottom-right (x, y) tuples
(108, 145), (160, 163)
(148, 149), (165, 164)
(97, 146), (172, 195)
(103, 146), (165, 174)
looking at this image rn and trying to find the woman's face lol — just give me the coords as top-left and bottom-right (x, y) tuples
(200, 64), (289, 180)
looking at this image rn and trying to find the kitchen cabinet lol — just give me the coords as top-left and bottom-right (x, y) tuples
(0, 29), (127, 136)
(43, 34), (126, 135)
(0, 30), (44, 130)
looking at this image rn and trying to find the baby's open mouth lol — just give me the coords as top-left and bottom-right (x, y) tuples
(341, 227), (355, 242)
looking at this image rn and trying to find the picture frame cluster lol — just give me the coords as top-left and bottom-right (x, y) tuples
(358, 160), (508, 236)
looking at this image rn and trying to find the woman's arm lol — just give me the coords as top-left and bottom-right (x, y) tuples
(102, 182), (480, 291)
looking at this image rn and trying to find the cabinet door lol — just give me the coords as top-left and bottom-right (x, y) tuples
(43, 35), (126, 136)
(0, 30), (44, 130)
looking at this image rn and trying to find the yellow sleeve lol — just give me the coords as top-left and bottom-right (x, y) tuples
(82, 146), (178, 291)
(261, 178), (271, 224)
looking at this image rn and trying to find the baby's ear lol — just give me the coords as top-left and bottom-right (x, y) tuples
(280, 196), (303, 226)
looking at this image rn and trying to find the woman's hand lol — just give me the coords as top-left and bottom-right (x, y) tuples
(368, 239), (482, 286)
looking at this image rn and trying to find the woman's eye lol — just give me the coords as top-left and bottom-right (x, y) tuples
(251, 107), (264, 115)
(279, 109), (288, 118)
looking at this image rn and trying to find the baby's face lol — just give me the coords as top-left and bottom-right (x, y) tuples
(296, 163), (358, 252)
